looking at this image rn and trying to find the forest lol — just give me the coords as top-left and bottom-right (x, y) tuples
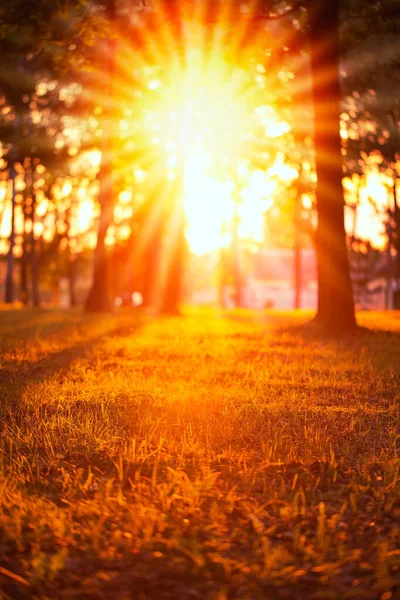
(0, 1), (400, 599)
(0, 0), (398, 328)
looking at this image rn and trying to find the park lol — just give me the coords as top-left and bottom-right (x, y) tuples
(0, 1), (400, 598)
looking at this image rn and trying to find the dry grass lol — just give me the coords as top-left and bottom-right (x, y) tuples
(0, 307), (400, 599)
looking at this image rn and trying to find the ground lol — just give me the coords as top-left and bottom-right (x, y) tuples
(0, 308), (400, 600)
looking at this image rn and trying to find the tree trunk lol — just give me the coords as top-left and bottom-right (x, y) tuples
(309, 0), (356, 331)
(65, 203), (77, 308)
(142, 221), (163, 309)
(20, 252), (28, 305)
(159, 162), (187, 315)
(31, 186), (40, 307)
(385, 232), (393, 309)
(160, 199), (186, 315)
(20, 191), (29, 305)
(293, 189), (302, 309)
(85, 0), (116, 313)
(69, 258), (77, 307)
(85, 167), (113, 311)
(5, 165), (17, 303)
(393, 176), (400, 288)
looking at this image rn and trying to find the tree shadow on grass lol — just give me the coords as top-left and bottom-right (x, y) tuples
(271, 317), (400, 382)
(0, 308), (81, 341)
(0, 309), (146, 413)
(0, 307), (147, 342)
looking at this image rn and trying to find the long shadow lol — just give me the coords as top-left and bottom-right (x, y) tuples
(0, 311), (146, 599)
(0, 310), (146, 412)
(270, 317), (400, 382)
(0, 307), (147, 342)
(0, 308), (80, 341)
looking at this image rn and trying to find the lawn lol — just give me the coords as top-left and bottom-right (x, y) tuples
(0, 308), (400, 599)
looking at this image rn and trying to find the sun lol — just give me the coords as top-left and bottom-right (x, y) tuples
(183, 149), (236, 254)
(152, 60), (259, 255)
(51, 3), (301, 264)
(135, 36), (296, 255)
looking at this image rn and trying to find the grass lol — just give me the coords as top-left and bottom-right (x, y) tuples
(0, 307), (400, 599)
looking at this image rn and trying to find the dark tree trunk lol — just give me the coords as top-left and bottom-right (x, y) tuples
(20, 192), (29, 305)
(159, 167), (186, 315)
(142, 221), (163, 309)
(160, 203), (186, 315)
(31, 187), (40, 307)
(5, 165), (17, 303)
(385, 231), (393, 309)
(85, 0), (116, 313)
(309, 0), (356, 331)
(69, 258), (77, 307)
(20, 252), (28, 305)
(294, 189), (302, 309)
(85, 154), (114, 311)
(393, 177), (400, 285)
(65, 203), (77, 308)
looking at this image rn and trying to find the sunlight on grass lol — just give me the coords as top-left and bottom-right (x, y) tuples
(0, 309), (399, 597)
